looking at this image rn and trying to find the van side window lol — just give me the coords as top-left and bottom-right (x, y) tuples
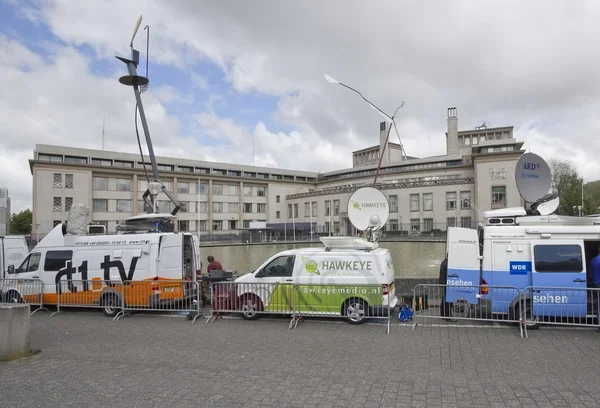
(44, 250), (73, 272)
(534, 245), (583, 273)
(14, 253), (41, 274)
(263, 256), (295, 277)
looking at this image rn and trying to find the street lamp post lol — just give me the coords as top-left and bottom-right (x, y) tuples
(324, 74), (406, 185)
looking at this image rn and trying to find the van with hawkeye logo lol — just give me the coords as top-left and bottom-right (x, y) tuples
(233, 237), (398, 324)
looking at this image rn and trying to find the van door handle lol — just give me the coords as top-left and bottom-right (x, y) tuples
(32, 276), (39, 278)
(448, 274), (459, 278)
(285, 279), (293, 282)
(573, 279), (586, 283)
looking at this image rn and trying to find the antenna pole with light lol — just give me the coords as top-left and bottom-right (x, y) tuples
(116, 15), (180, 216)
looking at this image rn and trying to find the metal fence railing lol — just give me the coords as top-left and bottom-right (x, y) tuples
(522, 286), (600, 330)
(207, 282), (393, 333)
(0, 278), (48, 315)
(115, 280), (202, 323)
(411, 284), (527, 338)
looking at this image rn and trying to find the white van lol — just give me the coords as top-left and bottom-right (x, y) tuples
(233, 237), (398, 324)
(4, 221), (200, 316)
(1, 235), (29, 278)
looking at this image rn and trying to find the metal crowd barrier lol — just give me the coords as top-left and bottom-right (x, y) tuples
(0, 278), (48, 315)
(412, 284), (527, 338)
(207, 281), (393, 333)
(53, 278), (112, 317)
(522, 286), (600, 330)
(115, 280), (202, 323)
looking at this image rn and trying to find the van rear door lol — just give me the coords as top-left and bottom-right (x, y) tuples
(445, 227), (480, 305)
(531, 241), (587, 318)
(158, 234), (183, 279)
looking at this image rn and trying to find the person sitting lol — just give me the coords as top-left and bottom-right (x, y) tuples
(206, 255), (223, 276)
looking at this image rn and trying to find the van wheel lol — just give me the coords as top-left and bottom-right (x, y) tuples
(517, 301), (540, 330)
(240, 295), (262, 320)
(344, 298), (368, 324)
(5, 290), (24, 304)
(100, 294), (121, 317)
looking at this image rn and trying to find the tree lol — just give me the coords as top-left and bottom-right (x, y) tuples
(548, 159), (596, 216)
(9, 209), (32, 235)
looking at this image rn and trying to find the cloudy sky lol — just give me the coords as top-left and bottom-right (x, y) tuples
(2, 0), (600, 213)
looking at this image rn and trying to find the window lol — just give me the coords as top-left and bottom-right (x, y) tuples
(305, 202), (310, 217)
(180, 202), (189, 213)
(196, 167), (209, 174)
(198, 182), (208, 194)
(15, 253), (41, 274)
(464, 136), (471, 146)
(244, 203), (253, 213)
(276, 211), (281, 219)
(257, 187), (265, 197)
(65, 197), (73, 212)
(178, 221), (189, 232)
(492, 186), (506, 206)
(423, 193), (433, 211)
(389, 195), (398, 213)
(410, 219), (420, 232)
(244, 186), (253, 196)
(534, 245), (583, 273)
(93, 199), (108, 212)
(257, 203), (266, 213)
(116, 200), (132, 213)
(53, 220), (61, 227)
(325, 201), (331, 216)
(158, 201), (172, 213)
(178, 165), (193, 173)
(39, 154), (62, 162)
(228, 202), (239, 213)
(198, 220), (208, 231)
(447, 217), (456, 228)
(212, 220), (223, 231)
(410, 194), (420, 212)
(44, 250), (73, 272)
(334, 222), (340, 234)
(53, 173), (62, 188)
(138, 200), (150, 213)
(243, 220), (251, 229)
(213, 202), (223, 213)
(227, 185), (239, 196)
(91, 158), (112, 166)
(93, 177), (108, 190)
(178, 182), (189, 194)
(276, 195), (281, 203)
(389, 219), (398, 231)
(116, 178), (131, 192)
(53, 197), (62, 212)
(288, 204), (293, 218)
(114, 160), (133, 168)
(423, 218), (433, 231)
(65, 174), (73, 189)
(157, 164), (174, 171)
(333, 200), (340, 216)
(325, 222), (330, 233)
(213, 184), (223, 195)
(262, 255), (295, 278)
(228, 170), (241, 177)
(446, 192), (457, 210)
(196, 202), (207, 213)
(460, 217), (472, 229)
(460, 191), (471, 209)
(312, 202), (317, 217)
(229, 220), (237, 230)
(294, 204), (298, 218)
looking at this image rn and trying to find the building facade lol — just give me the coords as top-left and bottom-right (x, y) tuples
(29, 108), (524, 239)
(0, 188), (10, 235)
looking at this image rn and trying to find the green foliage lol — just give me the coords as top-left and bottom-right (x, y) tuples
(549, 159), (596, 216)
(9, 209), (32, 234)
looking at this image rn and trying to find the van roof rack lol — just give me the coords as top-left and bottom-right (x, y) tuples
(116, 213), (176, 232)
(319, 237), (378, 252)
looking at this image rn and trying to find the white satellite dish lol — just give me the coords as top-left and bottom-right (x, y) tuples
(515, 152), (552, 203)
(347, 187), (390, 231)
(535, 188), (560, 215)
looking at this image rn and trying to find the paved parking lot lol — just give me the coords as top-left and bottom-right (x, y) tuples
(2, 311), (600, 407)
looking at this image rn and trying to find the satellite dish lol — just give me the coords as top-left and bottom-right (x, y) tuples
(515, 152), (552, 203)
(347, 187), (390, 231)
(537, 196), (560, 215)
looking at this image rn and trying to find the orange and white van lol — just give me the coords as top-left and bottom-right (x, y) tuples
(4, 219), (200, 316)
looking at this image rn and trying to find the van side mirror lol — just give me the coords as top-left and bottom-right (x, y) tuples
(7, 265), (15, 274)
(256, 269), (265, 278)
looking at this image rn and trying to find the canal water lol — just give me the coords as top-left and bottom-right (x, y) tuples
(201, 241), (446, 278)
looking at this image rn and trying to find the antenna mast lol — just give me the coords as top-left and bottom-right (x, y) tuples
(101, 117), (105, 150)
(116, 15), (180, 216)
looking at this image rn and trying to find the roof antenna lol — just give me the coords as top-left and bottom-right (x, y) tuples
(116, 15), (180, 217)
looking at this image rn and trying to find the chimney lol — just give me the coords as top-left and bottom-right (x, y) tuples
(379, 121), (390, 164)
(446, 107), (458, 156)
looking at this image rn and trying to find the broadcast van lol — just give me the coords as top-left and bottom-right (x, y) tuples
(1, 235), (28, 278)
(233, 236), (399, 324)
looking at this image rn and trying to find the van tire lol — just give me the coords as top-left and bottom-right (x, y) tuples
(100, 294), (121, 317)
(5, 290), (24, 304)
(239, 294), (262, 320)
(343, 298), (368, 325)
(516, 301), (540, 330)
